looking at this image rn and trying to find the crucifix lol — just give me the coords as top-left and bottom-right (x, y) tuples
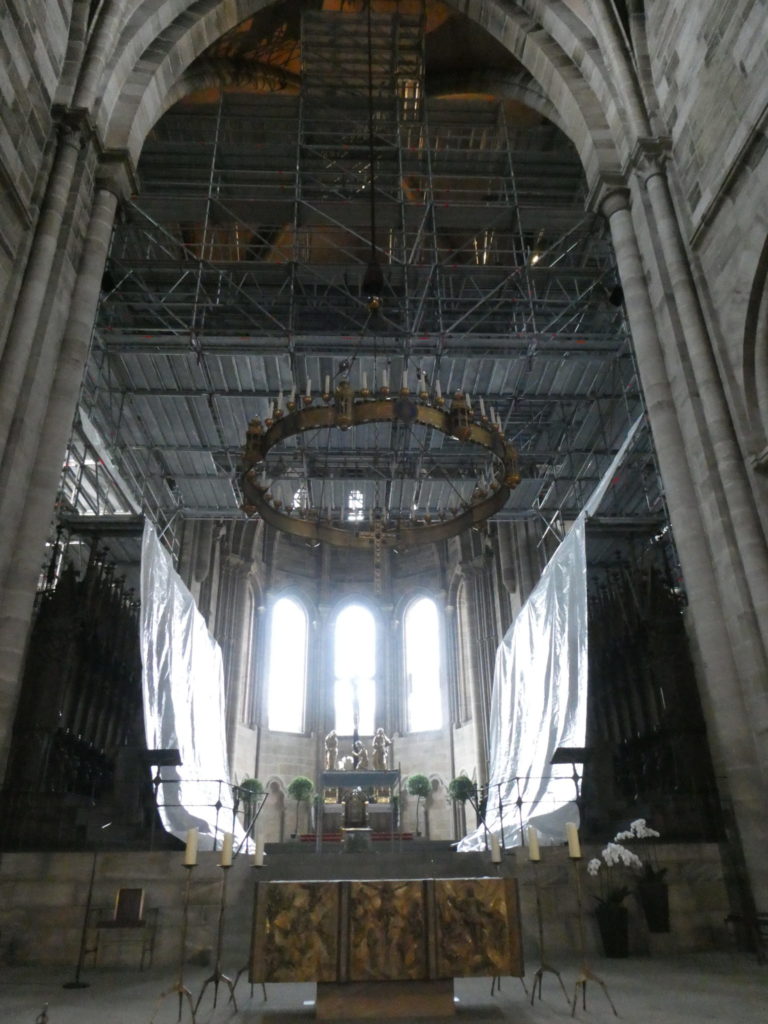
(351, 676), (360, 745)
(357, 518), (386, 595)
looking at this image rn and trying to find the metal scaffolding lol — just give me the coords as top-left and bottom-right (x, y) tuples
(76, 9), (657, 533)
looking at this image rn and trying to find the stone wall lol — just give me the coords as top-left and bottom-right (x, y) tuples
(0, 0), (70, 321)
(0, 842), (733, 970)
(645, 0), (768, 462)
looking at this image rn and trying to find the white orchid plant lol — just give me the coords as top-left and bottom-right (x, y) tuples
(587, 818), (662, 905)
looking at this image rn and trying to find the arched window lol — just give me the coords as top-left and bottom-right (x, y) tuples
(334, 603), (376, 735)
(266, 595), (308, 733)
(404, 596), (443, 731)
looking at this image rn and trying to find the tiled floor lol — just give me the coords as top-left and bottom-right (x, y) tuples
(2, 952), (766, 1024)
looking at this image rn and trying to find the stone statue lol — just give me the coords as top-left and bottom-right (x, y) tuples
(351, 738), (368, 770)
(372, 728), (392, 770)
(324, 729), (338, 771)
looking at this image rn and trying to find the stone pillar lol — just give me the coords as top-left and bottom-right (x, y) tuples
(462, 563), (494, 789)
(640, 152), (768, 654)
(0, 179), (120, 777)
(0, 124), (83, 462)
(599, 185), (768, 909)
(71, 0), (126, 114)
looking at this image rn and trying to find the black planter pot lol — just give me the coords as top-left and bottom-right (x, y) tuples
(595, 903), (630, 958)
(637, 880), (670, 932)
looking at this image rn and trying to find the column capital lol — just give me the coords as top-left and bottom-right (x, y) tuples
(96, 149), (139, 201)
(586, 174), (630, 218)
(626, 136), (672, 185)
(53, 108), (91, 152)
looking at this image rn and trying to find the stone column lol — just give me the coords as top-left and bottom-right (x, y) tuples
(599, 185), (768, 909)
(0, 181), (119, 777)
(71, 1), (126, 113)
(462, 563), (493, 789)
(0, 124), (83, 462)
(640, 152), (768, 653)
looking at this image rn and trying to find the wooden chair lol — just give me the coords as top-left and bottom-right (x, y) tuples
(94, 888), (158, 969)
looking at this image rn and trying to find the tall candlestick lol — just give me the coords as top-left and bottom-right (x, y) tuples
(220, 832), (234, 868)
(565, 822), (581, 859)
(184, 827), (198, 866)
(528, 826), (541, 862)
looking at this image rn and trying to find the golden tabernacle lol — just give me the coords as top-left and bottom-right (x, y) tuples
(250, 877), (523, 985)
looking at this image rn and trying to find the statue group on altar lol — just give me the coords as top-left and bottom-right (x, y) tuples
(324, 727), (392, 772)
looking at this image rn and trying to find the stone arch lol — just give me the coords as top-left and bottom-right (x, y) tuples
(96, 0), (625, 186)
(743, 233), (768, 453)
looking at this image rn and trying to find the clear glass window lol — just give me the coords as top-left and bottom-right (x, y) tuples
(404, 596), (443, 731)
(266, 596), (307, 732)
(334, 603), (376, 735)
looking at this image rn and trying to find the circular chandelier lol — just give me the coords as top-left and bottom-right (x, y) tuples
(239, 374), (520, 549)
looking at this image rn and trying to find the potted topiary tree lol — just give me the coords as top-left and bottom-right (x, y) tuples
(406, 774), (431, 836)
(238, 777), (264, 840)
(287, 776), (314, 837)
(448, 775), (482, 830)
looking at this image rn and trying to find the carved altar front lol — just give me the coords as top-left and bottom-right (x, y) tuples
(251, 876), (523, 987)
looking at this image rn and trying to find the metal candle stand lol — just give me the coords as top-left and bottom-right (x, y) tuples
(151, 864), (197, 1023)
(570, 857), (618, 1017)
(194, 862), (237, 1014)
(530, 860), (569, 1007)
(233, 857), (268, 1003)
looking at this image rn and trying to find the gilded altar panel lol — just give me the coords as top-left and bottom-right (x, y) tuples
(347, 880), (427, 981)
(434, 878), (522, 978)
(251, 881), (339, 982)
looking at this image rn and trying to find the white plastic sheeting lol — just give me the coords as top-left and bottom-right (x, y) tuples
(458, 516), (588, 851)
(140, 521), (240, 849)
(458, 416), (645, 851)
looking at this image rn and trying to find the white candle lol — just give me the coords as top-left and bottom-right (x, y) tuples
(491, 834), (502, 863)
(277, 389), (283, 411)
(528, 826), (541, 862)
(184, 828), (198, 866)
(289, 386), (296, 405)
(435, 380), (442, 399)
(479, 396), (486, 418)
(362, 371), (368, 390)
(466, 392), (472, 413)
(220, 832), (234, 867)
(565, 822), (581, 859)
(402, 370), (408, 390)
(324, 374), (330, 395)
(254, 844), (264, 867)
(383, 368), (389, 388)
(305, 378), (311, 398)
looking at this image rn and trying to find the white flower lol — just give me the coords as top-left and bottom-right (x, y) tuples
(613, 829), (634, 841)
(628, 818), (660, 839)
(587, 858), (602, 876)
(600, 842), (643, 870)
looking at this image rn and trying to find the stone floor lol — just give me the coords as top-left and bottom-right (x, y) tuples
(2, 953), (766, 1024)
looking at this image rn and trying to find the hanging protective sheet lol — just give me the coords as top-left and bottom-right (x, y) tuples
(458, 416), (644, 851)
(458, 515), (588, 850)
(140, 521), (241, 849)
